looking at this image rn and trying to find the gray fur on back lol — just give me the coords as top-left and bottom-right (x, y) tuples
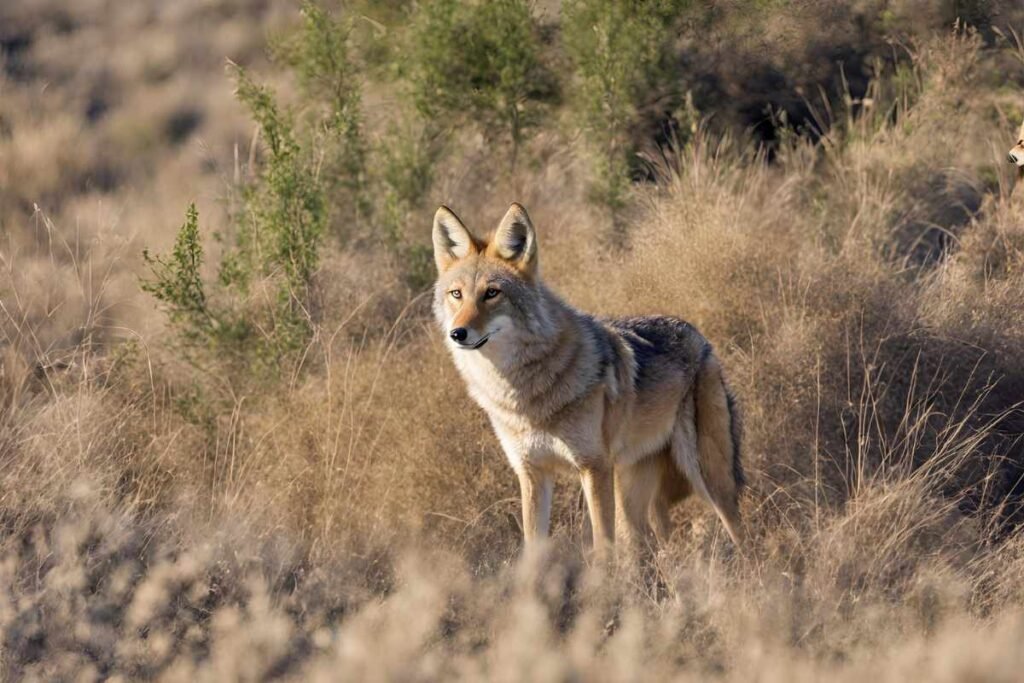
(607, 316), (708, 391)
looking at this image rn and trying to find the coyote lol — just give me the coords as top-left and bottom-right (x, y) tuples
(432, 203), (745, 558)
(1009, 118), (1024, 188)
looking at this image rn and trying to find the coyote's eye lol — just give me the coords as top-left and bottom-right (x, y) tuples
(449, 290), (462, 300)
(483, 288), (501, 300)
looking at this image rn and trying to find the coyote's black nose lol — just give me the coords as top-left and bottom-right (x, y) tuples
(450, 328), (468, 343)
(1010, 153), (1018, 164)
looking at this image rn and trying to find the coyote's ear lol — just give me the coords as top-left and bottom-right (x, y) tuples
(1018, 118), (1024, 140)
(491, 203), (537, 275)
(433, 206), (476, 272)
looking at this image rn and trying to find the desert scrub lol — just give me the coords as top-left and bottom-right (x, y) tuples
(142, 204), (215, 347)
(274, 1), (371, 230)
(229, 65), (326, 303)
(143, 67), (330, 376)
(267, 1), (432, 286)
(403, 0), (557, 168)
(563, 0), (690, 218)
(141, 203), (301, 377)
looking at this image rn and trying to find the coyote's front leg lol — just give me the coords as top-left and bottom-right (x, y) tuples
(517, 465), (553, 544)
(580, 464), (615, 559)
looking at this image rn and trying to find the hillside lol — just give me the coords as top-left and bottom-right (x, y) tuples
(2, 0), (1024, 679)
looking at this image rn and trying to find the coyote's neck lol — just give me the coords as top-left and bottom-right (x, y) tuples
(455, 289), (613, 424)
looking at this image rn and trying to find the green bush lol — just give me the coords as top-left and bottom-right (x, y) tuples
(275, 1), (370, 228)
(144, 67), (330, 375)
(141, 204), (212, 346)
(404, 0), (556, 167)
(563, 0), (688, 213)
(141, 204), (256, 370)
(230, 65), (326, 300)
(375, 116), (447, 287)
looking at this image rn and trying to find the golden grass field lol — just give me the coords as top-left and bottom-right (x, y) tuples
(3, 0), (1024, 679)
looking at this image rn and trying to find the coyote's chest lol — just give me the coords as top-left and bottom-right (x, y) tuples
(452, 349), (608, 470)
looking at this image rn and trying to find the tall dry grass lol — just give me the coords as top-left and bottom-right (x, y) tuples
(2, 1), (1024, 679)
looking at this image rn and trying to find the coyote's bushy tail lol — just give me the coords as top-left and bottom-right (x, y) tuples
(694, 347), (745, 544)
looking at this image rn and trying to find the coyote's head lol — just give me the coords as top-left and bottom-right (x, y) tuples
(1009, 119), (1024, 168)
(432, 203), (544, 352)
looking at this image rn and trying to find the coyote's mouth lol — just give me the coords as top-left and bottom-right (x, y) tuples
(455, 331), (497, 350)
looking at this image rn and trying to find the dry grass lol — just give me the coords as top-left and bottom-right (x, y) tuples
(2, 1), (1024, 679)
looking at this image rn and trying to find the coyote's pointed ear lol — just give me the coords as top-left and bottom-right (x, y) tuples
(433, 206), (476, 272)
(491, 203), (537, 275)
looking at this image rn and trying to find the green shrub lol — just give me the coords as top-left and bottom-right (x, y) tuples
(141, 204), (212, 346)
(142, 204), (256, 369)
(563, 0), (688, 213)
(374, 116), (446, 282)
(230, 65), (326, 303)
(404, 0), (556, 167)
(144, 67), (330, 375)
(275, 1), (370, 228)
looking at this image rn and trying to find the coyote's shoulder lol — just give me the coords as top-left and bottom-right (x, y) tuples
(432, 203), (745, 558)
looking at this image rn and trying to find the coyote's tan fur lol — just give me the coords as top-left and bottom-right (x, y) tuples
(432, 203), (745, 560)
(1008, 118), (1024, 192)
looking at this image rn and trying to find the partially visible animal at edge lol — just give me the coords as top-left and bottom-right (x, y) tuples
(431, 203), (745, 565)
(1008, 117), (1024, 190)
